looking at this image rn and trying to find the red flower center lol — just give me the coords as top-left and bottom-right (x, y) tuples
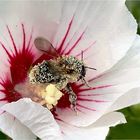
(0, 23), (107, 115)
(0, 24), (83, 109)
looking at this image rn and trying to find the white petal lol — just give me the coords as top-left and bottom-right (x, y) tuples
(92, 112), (126, 127)
(0, 111), (36, 140)
(107, 35), (140, 111)
(57, 112), (125, 140)
(62, 127), (109, 140)
(2, 98), (63, 140)
(56, 80), (140, 127)
(0, 1), (63, 41)
(56, 35), (140, 127)
(0, 91), (5, 99)
(0, 83), (8, 107)
(53, 0), (137, 76)
(109, 35), (140, 72)
(109, 87), (140, 112)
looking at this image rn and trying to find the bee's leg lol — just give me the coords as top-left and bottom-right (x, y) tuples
(55, 77), (68, 90)
(65, 84), (77, 112)
(81, 78), (92, 88)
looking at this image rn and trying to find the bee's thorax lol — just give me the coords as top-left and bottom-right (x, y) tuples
(29, 55), (86, 87)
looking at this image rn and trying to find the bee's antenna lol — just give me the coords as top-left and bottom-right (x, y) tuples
(81, 51), (84, 61)
(82, 78), (92, 88)
(85, 66), (97, 70)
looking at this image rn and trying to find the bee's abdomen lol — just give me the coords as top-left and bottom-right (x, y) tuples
(29, 61), (60, 84)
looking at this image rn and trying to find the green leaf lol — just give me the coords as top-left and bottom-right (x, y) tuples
(107, 104), (140, 139)
(0, 131), (7, 140)
(106, 119), (140, 139)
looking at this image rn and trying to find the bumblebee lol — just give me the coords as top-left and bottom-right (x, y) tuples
(29, 37), (96, 110)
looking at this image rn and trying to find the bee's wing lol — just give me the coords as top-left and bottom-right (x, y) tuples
(34, 37), (59, 57)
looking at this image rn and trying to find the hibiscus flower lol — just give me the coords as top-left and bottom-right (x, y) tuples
(0, 0), (140, 140)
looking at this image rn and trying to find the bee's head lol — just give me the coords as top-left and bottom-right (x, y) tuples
(58, 56), (86, 82)
(65, 63), (86, 78)
(79, 65), (86, 79)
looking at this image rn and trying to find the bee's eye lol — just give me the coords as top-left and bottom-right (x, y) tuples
(67, 69), (74, 74)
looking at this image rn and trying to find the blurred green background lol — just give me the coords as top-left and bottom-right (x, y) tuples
(0, 1), (140, 139)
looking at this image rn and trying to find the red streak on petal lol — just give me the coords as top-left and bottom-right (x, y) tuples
(77, 85), (112, 93)
(0, 41), (12, 60)
(55, 117), (65, 123)
(57, 82), (111, 110)
(7, 25), (18, 55)
(22, 24), (26, 51)
(10, 50), (34, 84)
(60, 29), (86, 54)
(76, 74), (107, 89)
(0, 24), (34, 103)
(0, 79), (21, 103)
(75, 41), (96, 57)
(78, 93), (104, 97)
(76, 107), (85, 113)
(9, 25), (34, 84)
(0, 110), (6, 115)
(88, 74), (105, 83)
(77, 97), (107, 103)
(57, 16), (74, 54)
(77, 103), (96, 111)
(65, 31), (85, 55)
(60, 34), (74, 54)
(26, 28), (33, 51)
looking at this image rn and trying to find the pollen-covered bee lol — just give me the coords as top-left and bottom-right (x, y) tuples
(29, 37), (96, 110)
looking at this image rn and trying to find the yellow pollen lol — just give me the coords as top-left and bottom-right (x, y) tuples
(40, 84), (63, 110)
